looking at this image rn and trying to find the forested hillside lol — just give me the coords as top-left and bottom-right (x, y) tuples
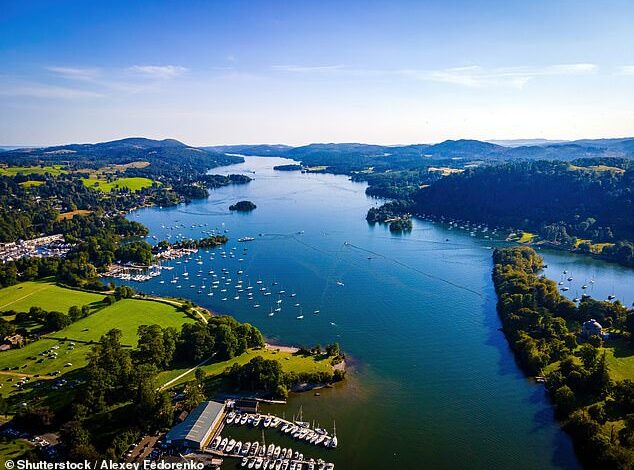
(415, 159), (634, 265)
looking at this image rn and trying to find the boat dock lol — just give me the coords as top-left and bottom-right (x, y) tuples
(207, 409), (337, 469)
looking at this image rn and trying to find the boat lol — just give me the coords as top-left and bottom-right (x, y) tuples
(227, 412), (236, 424)
(296, 315), (304, 320)
(264, 416), (273, 428)
(274, 446), (281, 458)
(241, 414), (249, 425)
(219, 437), (228, 451)
(235, 442), (243, 455)
(253, 415), (262, 427)
(211, 436), (221, 449)
(267, 443), (275, 456)
(238, 237), (256, 242)
(313, 310), (320, 315)
(335, 280), (344, 286)
(251, 441), (259, 456)
(248, 459), (256, 469)
(227, 439), (236, 453)
(330, 422), (338, 448)
(242, 442), (251, 456)
(242, 458), (248, 468)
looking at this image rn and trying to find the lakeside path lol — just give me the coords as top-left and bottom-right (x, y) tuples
(158, 354), (215, 391)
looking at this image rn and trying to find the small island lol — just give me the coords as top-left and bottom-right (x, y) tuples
(229, 200), (257, 212)
(273, 164), (302, 171)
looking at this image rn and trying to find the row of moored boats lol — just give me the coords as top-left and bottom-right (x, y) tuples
(226, 412), (338, 448)
(209, 436), (334, 470)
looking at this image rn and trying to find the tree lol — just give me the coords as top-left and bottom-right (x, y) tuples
(137, 324), (169, 368)
(195, 367), (205, 384)
(178, 322), (214, 362)
(214, 324), (238, 360)
(68, 305), (81, 322)
(553, 385), (576, 416)
(578, 343), (599, 369)
(61, 421), (99, 461)
(45, 311), (71, 331)
(82, 329), (133, 411)
(183, 381), (205, 412)
(326, 343), (341, 357)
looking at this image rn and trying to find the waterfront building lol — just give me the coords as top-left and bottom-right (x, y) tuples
(165, 401), (225, 450)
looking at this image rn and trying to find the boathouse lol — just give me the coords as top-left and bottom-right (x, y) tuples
(234, 398), (259, 414)
(165, 401), (225, 450)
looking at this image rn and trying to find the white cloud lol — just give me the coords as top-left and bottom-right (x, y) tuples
(618, 65), (634, 75)
(272, 64), (345, 73)
(46, 66), (101, 81)
(396, 63), (598, 89)
(272, 62), (598, 89)
(128, 65), (188, 79)
(0, 83), (102, 99)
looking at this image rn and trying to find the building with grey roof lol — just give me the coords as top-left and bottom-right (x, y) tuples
(165, 401), (225, 450)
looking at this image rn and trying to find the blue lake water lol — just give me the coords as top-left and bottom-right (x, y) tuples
(114, 156), (634, 469)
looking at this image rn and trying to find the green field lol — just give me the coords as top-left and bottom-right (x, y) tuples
(518, 231), (536, 243)
(18, 180), (45, 188)
(603, 338), (634, 382)
(158, 347), (334, 388)
(0, 438), (33, 463)
(0, 281), (104, 313)
(0, 165), (66, 177)
(81, 176), (155, 192)
(0, 284), (195, 388)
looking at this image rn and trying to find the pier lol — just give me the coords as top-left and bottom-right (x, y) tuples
(208, 409), (337, 469)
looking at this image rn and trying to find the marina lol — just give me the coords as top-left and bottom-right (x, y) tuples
(209, 409), (336, 470)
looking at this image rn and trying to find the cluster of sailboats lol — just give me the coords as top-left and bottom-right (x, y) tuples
(210, 435), (334, 470)
(225, 411), (338, 449)
(555, 269), (622, 303)
(154, 239), (328, 319)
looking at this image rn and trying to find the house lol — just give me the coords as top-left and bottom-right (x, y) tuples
(0, 334), (24, 352)
(582, 319), (603, 338)
(165, 401), (225, 450)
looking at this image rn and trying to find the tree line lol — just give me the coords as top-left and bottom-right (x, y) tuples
(493, 246), (634, 468)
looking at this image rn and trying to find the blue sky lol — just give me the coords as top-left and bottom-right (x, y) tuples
(1, 0), (633, 146)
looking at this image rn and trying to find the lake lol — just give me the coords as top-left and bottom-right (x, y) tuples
(117, 156), (634, 469)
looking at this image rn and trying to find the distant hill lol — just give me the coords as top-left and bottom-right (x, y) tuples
(487, 139), (569, 147)
(204, 144), (292, 156)
(0, 137), (242, 170)
(207, 138), (634, 169)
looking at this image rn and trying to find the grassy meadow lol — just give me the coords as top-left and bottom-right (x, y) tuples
(81, 176), (155, 193)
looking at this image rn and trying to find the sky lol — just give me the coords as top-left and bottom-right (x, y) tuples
(1, 0), (633, 146)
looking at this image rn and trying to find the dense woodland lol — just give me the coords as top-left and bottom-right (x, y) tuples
(493, 247), (634, 468)
(416, 159), (634, 265)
